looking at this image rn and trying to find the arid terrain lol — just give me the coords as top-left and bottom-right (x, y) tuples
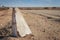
(0, 8), (60, 40)
(0, 8), (12, 37)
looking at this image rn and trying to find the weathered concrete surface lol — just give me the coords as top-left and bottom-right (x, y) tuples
(15, 8), (32, 37)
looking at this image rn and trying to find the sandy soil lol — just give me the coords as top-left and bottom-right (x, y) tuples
(21, 10), (60, 19)
(0, 8), (12, 36)
(21, 10), (60, 40)
(0, 9), (60, 40)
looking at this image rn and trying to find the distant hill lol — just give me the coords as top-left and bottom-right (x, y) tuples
(0, 7), (9, 11)
(19, 7), (60, 10)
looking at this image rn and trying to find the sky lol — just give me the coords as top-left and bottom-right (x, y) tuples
(0, 0), (60, 7)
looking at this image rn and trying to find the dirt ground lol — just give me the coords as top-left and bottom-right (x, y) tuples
(0, 8), (60, 40)
(0, 8), (12, 36)
(21, 10), (60, 40)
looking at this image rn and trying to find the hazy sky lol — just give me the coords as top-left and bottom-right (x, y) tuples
(0, 0), (60, 7)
